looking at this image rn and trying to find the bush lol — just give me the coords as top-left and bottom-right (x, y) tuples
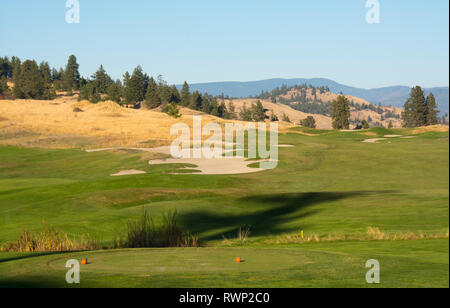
(300, 116), (316, 128)
(1, 224), (99, 252)
(162, 102), (181, 118)
(116, 210), (198, 248)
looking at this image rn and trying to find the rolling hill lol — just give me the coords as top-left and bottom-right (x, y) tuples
(179, 78), (449, 114)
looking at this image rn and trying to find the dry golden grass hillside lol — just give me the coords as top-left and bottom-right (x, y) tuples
(0, 96), (293, 149)
(226, 98), (332, 129)
(275, 88), (403, 128)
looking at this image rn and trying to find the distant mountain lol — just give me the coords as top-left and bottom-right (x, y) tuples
(179, 78), (449, 114)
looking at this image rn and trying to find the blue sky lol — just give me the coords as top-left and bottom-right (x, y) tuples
(0, 0), (448, 88)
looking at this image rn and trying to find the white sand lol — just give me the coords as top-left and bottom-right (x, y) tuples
(362, 138), (387, 143)
(401, 136), (416, 139)
(88, 145), (275, 175)
(384, 135), (403, 138)
(111, 170), (146, 177)
(149, 157), (270, 175)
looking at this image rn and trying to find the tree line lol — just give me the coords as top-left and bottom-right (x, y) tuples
(0, 55), (239, 119)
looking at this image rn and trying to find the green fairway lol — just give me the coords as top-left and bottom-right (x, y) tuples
(0, 127), (448, 287)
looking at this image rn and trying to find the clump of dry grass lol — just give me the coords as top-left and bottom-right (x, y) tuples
(115, 209), (198, 248)
(265, 227), (449, 245)
(221, 225), (252, 246)
(1, 224), (99, 252)
(237, 225), (251, 243)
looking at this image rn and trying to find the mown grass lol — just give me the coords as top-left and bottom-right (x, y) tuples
(0, 127), (448, 287)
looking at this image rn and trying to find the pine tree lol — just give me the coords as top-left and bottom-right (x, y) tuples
(11, 57), (21, 84)
(158, 85), (172, 105)
(402, 86), (427, 127)
(0, 57), (12, 79)
(92, 65), (112, 94)
(300, 116), (316, 128)
(331, 95), (350, 129)
(282, 114), (291, 123)
(191, 91), (203, 110)
(361, 120), (370, 129)
(63, 55), (80, 92)
(170, 85), (181, 104)
(0, 75), (8, 96)
(39, 61), (51, 85)
(226, 101), (236, 119)
(79, 80), (101, 103)
(240, 104), (253, 121)
(144, 77), (161, 108)
(13, 60), (45, 99)
(425, 93), (439, 125)
(107, 80), (122, 103)
(180, 81), (191, 106)
(252, 100), (266, 122)
(124, 66), (148, 104)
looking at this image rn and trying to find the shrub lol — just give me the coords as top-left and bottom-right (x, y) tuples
(118, 210), (198, 248)
(300, 116), (316, 128)
(1, 224), (99, 252)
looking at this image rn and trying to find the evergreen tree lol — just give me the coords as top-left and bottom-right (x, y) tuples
(282, 114), (291, 123)
(13, 60), (45, 99)
(331, 95), (350, 129)
(39, 61), (51, 85)
(107, 80), (122, 103)
(92, 65), (112, 94)
(218, 101), (228, 118)
(144, 77), (161, 108)
(0, 57), (12, 79)
(191, 91), (203, 110)
(201, 96), (212, 113)
(226, 101), (236, 119)
(79, 80), (101, 103)
(63, 55), (80, 92)
(0, 75), (8, 96)
(240, 104), (253, 121)
(402, 86), (427, 127)
(252, 100), (266, 122)
(11, 57), (21, 84)
(170, 85), (181, 104)
(158, 85), (172, 105)
(300, 116), (316, 128)
(162, 102), (181, 118)
(180, 81), (191, 106)
(388, 120), (394, 128)
(125, 66), (148, 103)
(361, 119), (370, 129)
(425, 93), (439, 125)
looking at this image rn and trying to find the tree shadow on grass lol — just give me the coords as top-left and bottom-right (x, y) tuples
(180, 191), (393, 241)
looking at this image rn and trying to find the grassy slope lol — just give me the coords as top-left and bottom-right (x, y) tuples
(0, 128), (448, 287)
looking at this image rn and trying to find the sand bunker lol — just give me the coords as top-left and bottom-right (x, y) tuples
(385, 135), (403, 138)
(276, 144), (295, 148)
(111, 170), (146, 177)
(362, 138), (386, 143)
(149, 157), (268, 175)
(401, 136), (417, 139)
(88, 146), (274, 175)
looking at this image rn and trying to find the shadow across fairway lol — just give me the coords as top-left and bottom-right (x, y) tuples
(0, 251), (79, 264)
(180, 191), (392, 241)
(0, 277), (63, 288)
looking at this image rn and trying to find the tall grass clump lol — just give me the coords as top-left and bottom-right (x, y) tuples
(117, 209), (198, 248)
(1, 224), (99, 252)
